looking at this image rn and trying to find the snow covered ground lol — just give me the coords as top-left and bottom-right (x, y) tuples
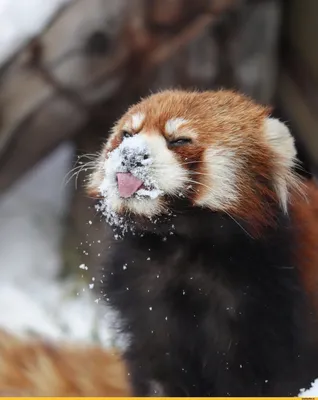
(0, 143), (116, 347)
(0, 0), (71, 64)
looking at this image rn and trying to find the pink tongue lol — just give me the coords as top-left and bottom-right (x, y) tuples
(117, 172), (143, 198)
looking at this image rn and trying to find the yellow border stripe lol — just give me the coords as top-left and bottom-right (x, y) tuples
(0, 397), (314, 400)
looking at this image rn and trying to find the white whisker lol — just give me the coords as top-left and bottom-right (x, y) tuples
(63, 161), (96, 188)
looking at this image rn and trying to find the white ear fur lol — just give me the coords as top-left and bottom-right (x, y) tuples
(264, 118), (299, 212)
(264, 118), (297, 163)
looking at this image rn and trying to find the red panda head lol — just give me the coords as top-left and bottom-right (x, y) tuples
(88, 90), (300, 234)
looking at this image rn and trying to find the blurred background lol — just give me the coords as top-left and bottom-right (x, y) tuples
(0, 0), (317, 345)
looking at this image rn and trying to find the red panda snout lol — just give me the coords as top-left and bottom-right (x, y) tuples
(89, 132), (189, 220)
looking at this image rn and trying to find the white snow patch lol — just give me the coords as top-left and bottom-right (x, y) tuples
(137, 187), (163, 199)
(97, 135), (164, 237)
(0, 143), (118, 348)
(299, 379), (318, 396)
(100, 135), (163, 200)
(0, 0), (72, 65)
(0, 280), (114, 346)
(96, 200), (131, 239)
(0, 144), (73, 283)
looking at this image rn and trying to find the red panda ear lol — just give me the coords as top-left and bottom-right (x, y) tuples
(264, 118), (297, 162)
(263, 118), (300, 212)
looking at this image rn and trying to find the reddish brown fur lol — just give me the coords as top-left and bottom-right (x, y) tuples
(111, 90), (279, 233)
(0, 330), (131, 396)
(122, 90), (269, 145)
(88, 87), (318, 253)
(89, 88), (318, 305)
(291, 181), (318, 309)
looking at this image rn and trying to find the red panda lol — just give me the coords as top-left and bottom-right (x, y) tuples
(0, 330), (131, 396)
(88, 90), (318, 396)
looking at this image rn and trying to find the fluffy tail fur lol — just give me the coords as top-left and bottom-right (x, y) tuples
(0, 330), (130, 396)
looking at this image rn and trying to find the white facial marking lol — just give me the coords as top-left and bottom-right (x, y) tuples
(165, 118), (190, 135)
(264, 117), (299, 212)
(98, 132), (188, 219)
(131, 112), (145, 131)
(196, 146), (239, 210)
(139, 133), (188, 194)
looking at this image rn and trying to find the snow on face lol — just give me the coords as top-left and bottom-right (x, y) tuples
(96, 133), (187, 234)
(100, 135), (163, 200)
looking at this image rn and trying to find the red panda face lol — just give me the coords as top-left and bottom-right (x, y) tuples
(88, 90), (300, 234)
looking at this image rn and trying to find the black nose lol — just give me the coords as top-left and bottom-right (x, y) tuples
(121, 150), (150, 169)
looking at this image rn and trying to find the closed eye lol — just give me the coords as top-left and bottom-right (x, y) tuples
(168, 138), (192, 147)
(122, 130), (132, 139)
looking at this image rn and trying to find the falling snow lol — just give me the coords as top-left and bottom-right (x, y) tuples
(0, 144), (120, 349)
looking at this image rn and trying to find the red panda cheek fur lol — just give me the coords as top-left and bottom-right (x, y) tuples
(106, 132), (122, 153)
(172, 144), (206, 200)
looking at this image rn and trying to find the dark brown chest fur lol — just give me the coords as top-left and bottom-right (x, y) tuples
(103, 211), (318, 396)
